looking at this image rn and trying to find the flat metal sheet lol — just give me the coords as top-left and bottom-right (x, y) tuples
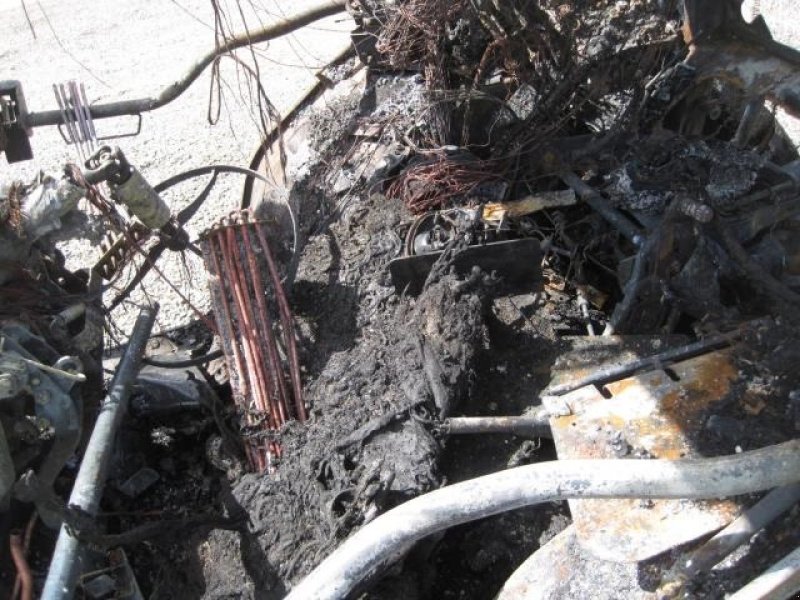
(389, 238), (541, 296)
(548, 348), (742, 562)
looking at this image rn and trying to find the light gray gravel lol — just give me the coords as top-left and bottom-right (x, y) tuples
(1, 0), (352, 337)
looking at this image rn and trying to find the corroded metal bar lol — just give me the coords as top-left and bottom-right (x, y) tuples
(254, 219), (306, 422)
(240, 220), (291, 424)
(201, 211), (305, 471)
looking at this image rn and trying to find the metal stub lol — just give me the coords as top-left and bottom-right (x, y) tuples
(549, 347), (743, 563)
(113, 167), (171, 230)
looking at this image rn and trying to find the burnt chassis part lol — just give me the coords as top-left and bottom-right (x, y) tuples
(40, 306), (156, 600)
(0, 325), (84, 523)
(681, 0), (800, 119)
(0, 1), (349, 162)
(389, 238), (542, 296)
(247, 4), (800, 595)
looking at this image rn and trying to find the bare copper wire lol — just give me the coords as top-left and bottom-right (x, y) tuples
(10, 531), (33, 600)
(201, 213), (304, 471)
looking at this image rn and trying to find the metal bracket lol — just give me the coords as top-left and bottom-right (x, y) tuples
(57, 113), (142, 145)
(0, 80), (33, 162)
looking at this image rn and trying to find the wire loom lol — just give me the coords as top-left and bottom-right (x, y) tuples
(201, 209), (305, 472)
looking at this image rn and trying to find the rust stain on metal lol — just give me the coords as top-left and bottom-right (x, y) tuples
(549, 348), (744, 562)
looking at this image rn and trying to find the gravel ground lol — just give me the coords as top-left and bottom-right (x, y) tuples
(1, 0), (798, 338)
(0, 0), (353, 337)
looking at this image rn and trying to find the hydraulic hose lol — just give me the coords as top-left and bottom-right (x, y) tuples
(286, 440), (800, 600)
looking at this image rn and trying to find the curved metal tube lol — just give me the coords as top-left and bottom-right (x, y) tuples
(24, 0), (348, 128)
(153, 164), (299, 256)
(286, 440), (800, 600)
(10, 532), (33, 600)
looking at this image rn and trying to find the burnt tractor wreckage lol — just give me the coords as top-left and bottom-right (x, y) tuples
(2, 0), (800, 598)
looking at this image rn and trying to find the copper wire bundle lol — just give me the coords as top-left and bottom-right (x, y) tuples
(375, 0), (461, 70)
(201, 210), (305, 472)
(386, 154), (506, 214)
(376, 0), (466, 145)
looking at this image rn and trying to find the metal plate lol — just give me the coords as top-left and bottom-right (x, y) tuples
(548, 348), (743, 562)
(389, 238), (541, 296)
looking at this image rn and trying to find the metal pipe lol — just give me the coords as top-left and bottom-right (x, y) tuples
(286, 440), (800, 600)
(559, 171), (642, 244)
(545, 327), (743, 396)
(207, 233), (250, 403)
(24, 0), (348, 128)
(206, 232), (264, 472)
(445, 413), (551, 438)
(253, 220), (306, 422)
(224, 226), (280, 426)
(239, 221), (292, 423)
(221, 225), (282, 464)
(41, 305), (158, 600)
(728, 544), (800, 600)
(231, 223), (286, 462)
(11, 513), (37, 600)
(660, 483), (800, 596)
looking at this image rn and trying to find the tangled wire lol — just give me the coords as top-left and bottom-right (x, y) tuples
(386, 153), (506, 214)
(376, 0), (467, 145)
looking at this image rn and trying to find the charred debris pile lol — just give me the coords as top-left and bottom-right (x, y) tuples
(2, 0), (800, 598)
(197, 1), (800, 597)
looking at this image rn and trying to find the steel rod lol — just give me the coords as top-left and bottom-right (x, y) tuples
(445, 414), (552, 438)
(25, 1), (348, 128)
(41, 305), (157, 600)
(254, 220), (306, 422)
(545, 328), (743, 396)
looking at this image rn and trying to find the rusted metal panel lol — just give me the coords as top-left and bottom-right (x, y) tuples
(548, 348), (743, 562)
